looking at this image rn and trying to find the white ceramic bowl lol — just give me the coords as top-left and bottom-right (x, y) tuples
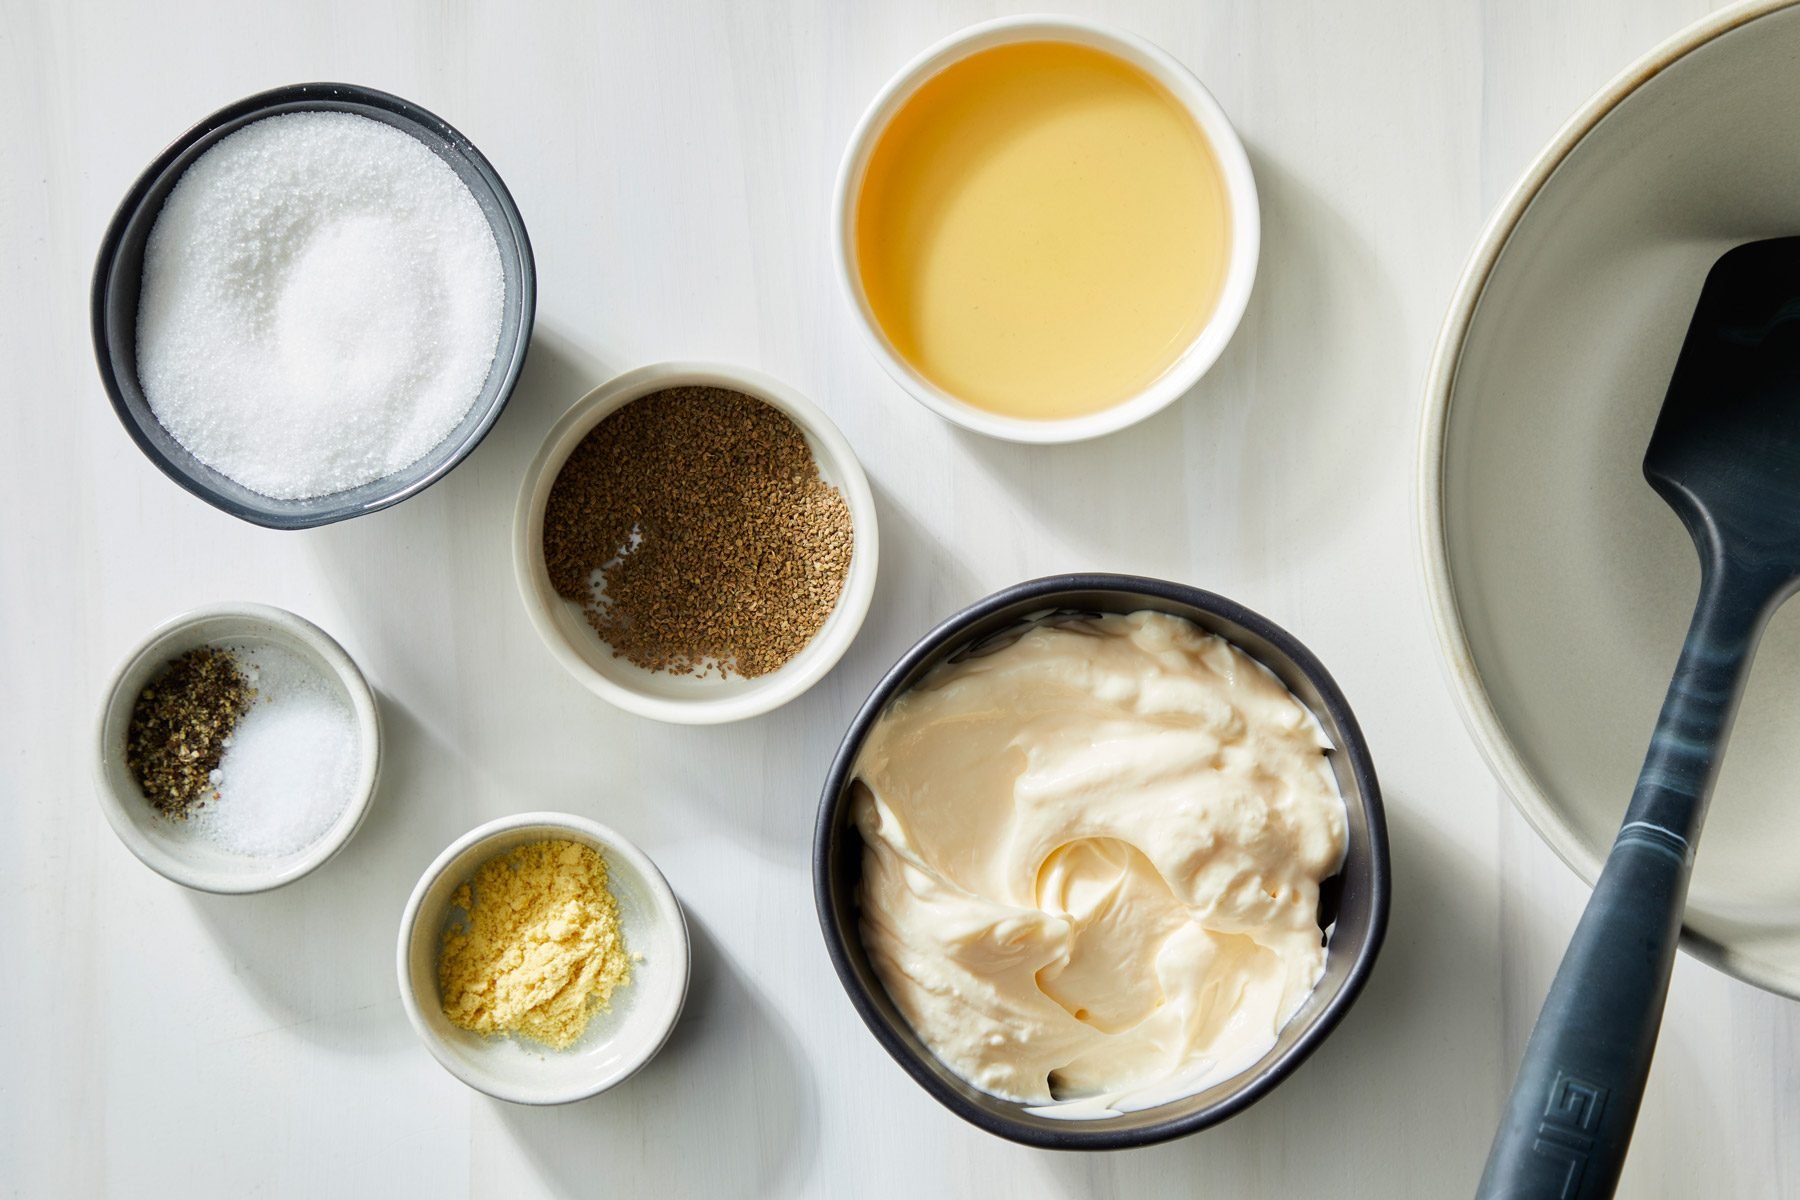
(396, 812), (690, 1105)
(1421, 0), (1800, 997)
(93, 603), (381, 893)
(513, 362), (878, 724)
(833, 15), (1260, 444)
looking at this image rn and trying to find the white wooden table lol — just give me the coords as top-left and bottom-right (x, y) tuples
(4, 1), (1795, 1195)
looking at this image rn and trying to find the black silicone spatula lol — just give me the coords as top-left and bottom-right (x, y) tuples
(1477, 238), (1800, 1198)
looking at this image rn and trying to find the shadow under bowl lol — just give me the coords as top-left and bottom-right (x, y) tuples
(90, 81), (536, 529)
(812, 573), (1389, 1150)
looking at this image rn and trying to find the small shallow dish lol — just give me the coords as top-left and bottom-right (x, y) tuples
(513, 362), (879, 725)
(1421, 0), (1800, 997)
(94, 603), (381, 893)
(813, 574), (1388, 1149)
(396, 812), (690, 1106)
(833, 16), (1259, 444)
(91, 82), (536, 529)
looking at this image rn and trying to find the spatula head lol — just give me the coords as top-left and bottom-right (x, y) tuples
(1647, 237), (1800, 575)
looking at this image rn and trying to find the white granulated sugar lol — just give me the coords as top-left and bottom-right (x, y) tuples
(137, 111), (504, 500)
(190, 643), (361, 858)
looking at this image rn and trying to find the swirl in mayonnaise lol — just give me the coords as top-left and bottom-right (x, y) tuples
(852, 611), (1346, 1114)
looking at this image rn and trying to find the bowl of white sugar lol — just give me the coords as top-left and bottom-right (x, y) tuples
(91, 83), (535, 529)
(94, 603), (382, 893)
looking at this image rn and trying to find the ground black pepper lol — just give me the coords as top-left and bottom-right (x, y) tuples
(541, 386), (855, 677)
(125, 647), (254, 817)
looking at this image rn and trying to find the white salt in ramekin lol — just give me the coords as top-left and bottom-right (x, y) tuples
(833, 15), (1260, 443)
(93, 603), (382, 894)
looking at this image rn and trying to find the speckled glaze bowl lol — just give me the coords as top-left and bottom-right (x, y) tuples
(813, 574), (1389, 1149)
(91, 82), (535, 529)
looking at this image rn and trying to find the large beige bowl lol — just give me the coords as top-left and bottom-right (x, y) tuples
(1421, 0), (1800, 997)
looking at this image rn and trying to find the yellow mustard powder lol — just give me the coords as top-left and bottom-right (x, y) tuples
(438, 839), (632, 1051)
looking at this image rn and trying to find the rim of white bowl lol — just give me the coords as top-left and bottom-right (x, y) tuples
(1417, 0), (1800, 997)
(395, 811), (692, 1105)
(512, 361), (879, 724)
(92, 602), (382, 894)
(832, 14), (1261, 445)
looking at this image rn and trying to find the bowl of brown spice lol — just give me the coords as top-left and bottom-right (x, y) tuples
(514, 363), (878, 723)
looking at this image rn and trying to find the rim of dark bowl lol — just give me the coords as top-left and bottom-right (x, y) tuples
(812, 572), (1391, 1150)
(90, 82), (537, 530)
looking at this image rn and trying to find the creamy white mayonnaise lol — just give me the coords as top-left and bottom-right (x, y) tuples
(852, 611), (1346, 1116)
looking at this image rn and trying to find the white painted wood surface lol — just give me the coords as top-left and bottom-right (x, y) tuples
(2, 1), (1794, 1195)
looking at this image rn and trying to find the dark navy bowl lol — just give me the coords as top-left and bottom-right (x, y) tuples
(813, 573), (1390, 1149)
(91, 82), (536, 529)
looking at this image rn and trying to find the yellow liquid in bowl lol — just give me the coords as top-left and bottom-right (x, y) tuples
(854, 41), (1231, 422)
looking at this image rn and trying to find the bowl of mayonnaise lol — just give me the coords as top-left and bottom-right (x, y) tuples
(812, 573), (1389, 1149)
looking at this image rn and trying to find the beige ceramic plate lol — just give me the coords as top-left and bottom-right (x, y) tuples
(1422, 0), (1800, 998)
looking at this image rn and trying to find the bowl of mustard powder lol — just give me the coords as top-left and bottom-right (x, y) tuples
(397, 812), (690, 1104)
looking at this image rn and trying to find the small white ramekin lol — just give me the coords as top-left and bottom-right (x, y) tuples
(833, 15), (1260, 444)
(396, 812), (690, 1105)
(93, 603), (382, 894)
(513, 361), (879, 725)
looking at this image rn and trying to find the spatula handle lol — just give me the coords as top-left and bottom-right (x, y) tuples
(1475, 565), (1774, 1199)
